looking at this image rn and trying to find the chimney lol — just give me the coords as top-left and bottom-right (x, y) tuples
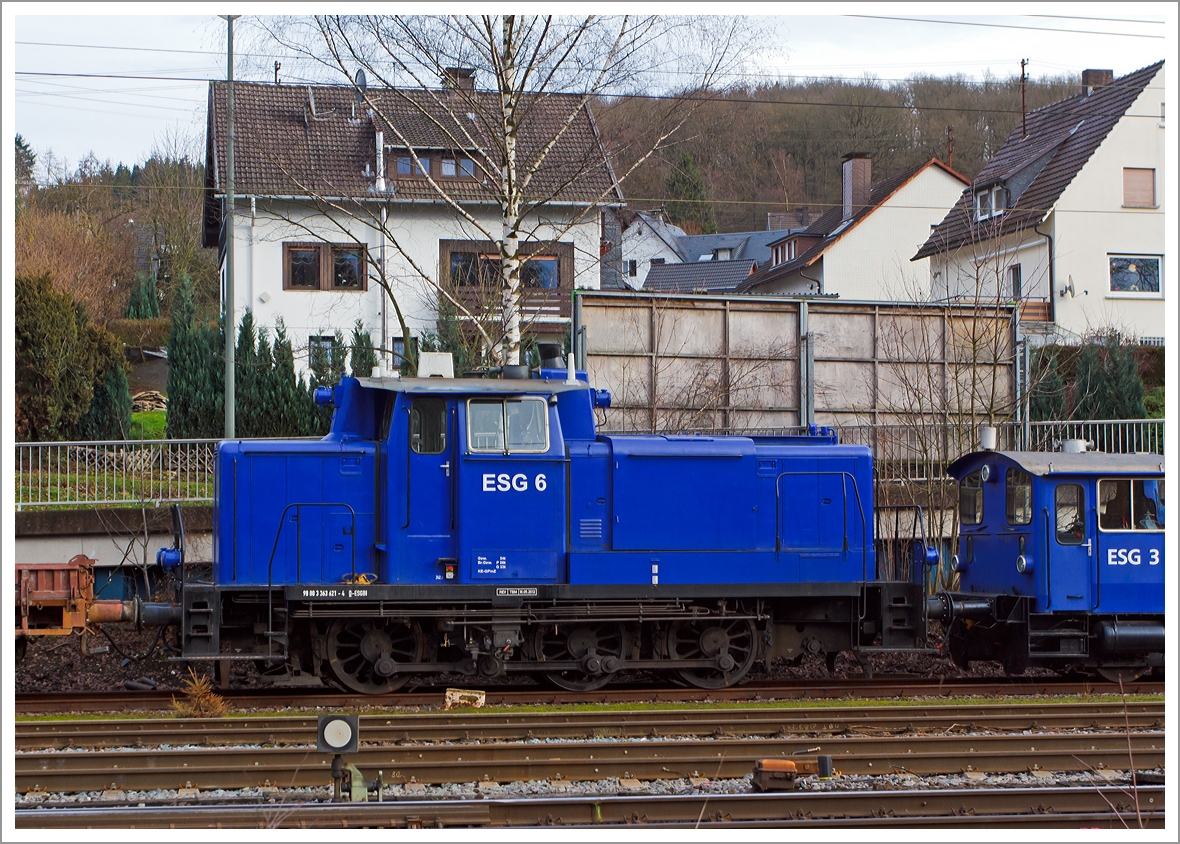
(842, 153), (872, 222)
(441, 67), (476, 91)
(1082, 69), (1113, 96)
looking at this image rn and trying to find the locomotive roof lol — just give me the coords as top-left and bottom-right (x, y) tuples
(947, 450), (1164, 478)
(355, 376), (591, 395)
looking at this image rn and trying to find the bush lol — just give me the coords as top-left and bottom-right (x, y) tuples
(15, 272), (131, 441)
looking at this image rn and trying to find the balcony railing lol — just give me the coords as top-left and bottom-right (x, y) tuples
(451, 287), (572, 323)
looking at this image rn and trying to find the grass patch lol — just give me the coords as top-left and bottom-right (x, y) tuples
(16, 693), (1163, 723)
(129, 410), (167, 440)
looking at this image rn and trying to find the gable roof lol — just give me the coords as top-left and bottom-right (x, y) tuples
(914, 61), (1163, 260)
(740, 158), (968, 293)
(677, 229), (798, 267)
(643, 259), (756, 293)
(204, 80), (621, 206)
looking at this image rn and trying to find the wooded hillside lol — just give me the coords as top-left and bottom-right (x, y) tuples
(596, 72), (1079, 232)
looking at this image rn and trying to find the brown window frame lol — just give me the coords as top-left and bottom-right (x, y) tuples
(439, 239), (574, 289)
(282, 242), (368, 292)
(393, 150), (478, 182)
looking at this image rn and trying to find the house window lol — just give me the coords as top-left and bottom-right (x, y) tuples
(1123, 168), (1156, 207)
(308, 335), (336, 371)
(392, 335), (419, 368)
(991, 186), (1006, 216)
(1008, 264), (1022, 299)
(974, 190), (992, 221)
(439, 157), (475, 178)
(283, 243), (368, 291)
(1108, 255), (1161, 295)
(397, 156), (429, 177)
(440, 239), (573, 291)
(627, 259), (638, 277)
(650, 257), (665, 266)
(713, 248), (732, 261)
(787, 240), (796, 260)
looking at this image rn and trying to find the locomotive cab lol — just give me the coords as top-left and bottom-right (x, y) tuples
(931, 449), (1164, 680)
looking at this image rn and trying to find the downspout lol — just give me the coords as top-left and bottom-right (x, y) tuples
(1034, 221), (1055, 325)
(380, 204), (388, 370)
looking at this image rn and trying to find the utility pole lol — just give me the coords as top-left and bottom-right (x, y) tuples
(221, 14), (240, 439)
(946, 125), (954, 170)
(1020, 58), (1028, 140)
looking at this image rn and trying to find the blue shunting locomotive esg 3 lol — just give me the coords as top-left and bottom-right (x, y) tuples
(160, 363), (1164, 692)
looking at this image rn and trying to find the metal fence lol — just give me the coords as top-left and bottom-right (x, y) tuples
(15, 439), (220, 510)
(14, 419), (1164, 508)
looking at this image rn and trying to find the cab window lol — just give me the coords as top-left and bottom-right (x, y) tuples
(467, 397), (549, 454)
(959, 469), (983, 526)
(1099, 478), (1165, 532)
(410, 397), (447, 454)
(1055, 484), (1084, 545)
(1005, 468), (1032, 526)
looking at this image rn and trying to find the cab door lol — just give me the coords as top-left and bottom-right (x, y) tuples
(1047, 481), (1090, 611)
(404, 396), (458, 582)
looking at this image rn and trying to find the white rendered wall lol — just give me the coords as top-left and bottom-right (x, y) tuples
(226, 199), (602, 373)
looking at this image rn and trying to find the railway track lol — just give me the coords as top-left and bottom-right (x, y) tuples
(15, 701), (1165, 750)
(16, 731), (1162, 793)
(15, 786), (1163, 829)
(14, 676), (1163, 714)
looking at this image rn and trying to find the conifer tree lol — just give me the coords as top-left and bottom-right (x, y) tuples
(665, 151), (718, 234)
(349, 320), (377, 378)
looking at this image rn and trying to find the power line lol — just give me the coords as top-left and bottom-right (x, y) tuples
(1027, 14), (1165, 25)
(847, 15), (1165, 39)
(15, 38), (1144, 87)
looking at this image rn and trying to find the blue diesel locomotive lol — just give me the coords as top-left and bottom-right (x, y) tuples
(169, 361), (929, 693)
(928, 449), (1165, 682)
(159, 363), (1164, 692)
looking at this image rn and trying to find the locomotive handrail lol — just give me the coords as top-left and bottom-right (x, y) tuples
(774, 471), (868, 584)
(1043, 508), (1052, 610)
(265, 502), (358, 652)
(1091, 504), (1100, 611)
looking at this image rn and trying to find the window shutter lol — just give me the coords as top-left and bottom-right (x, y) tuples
(1123, 168), (1155, 207)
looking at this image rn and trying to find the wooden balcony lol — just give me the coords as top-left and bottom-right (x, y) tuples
(1019, 299), (1052, 322)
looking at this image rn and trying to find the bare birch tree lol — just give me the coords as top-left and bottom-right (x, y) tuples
(253, 14), (760, 367)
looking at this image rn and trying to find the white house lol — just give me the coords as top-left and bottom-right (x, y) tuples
(740, 154), (969, 299)
(914, 62), (1166, 345)
(614, 209), (802, 290)
(203, 75), (622, 372)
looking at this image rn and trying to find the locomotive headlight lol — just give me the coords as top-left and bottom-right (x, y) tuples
(1016, 554), (1033, 574)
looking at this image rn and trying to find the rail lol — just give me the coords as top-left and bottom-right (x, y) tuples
(14, 420), (1163, 508)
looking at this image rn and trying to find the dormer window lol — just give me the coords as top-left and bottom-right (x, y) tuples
(974, 185), (1006, 221)
(974, 190), (992, 221)
(787, 239), (796, 260)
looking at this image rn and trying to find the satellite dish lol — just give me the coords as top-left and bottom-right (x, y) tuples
(355, 68), (367, 102)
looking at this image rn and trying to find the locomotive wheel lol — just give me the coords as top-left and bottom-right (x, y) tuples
(533, 622), (626, 692)
(666, 617), (758, 689)
(326, 618), (423, 694)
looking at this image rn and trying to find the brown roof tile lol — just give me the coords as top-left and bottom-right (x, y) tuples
(205, 81), (620, 205)
(914, 61), (1163, 260)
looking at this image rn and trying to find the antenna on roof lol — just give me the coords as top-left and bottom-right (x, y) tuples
(305, 86), (335, 123)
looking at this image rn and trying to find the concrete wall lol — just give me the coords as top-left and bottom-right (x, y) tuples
(577, 291), (1017, 432)
(15, 507), (212, 568)
(225, 199), (602, 373)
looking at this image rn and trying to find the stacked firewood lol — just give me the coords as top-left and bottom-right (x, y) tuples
(131, 391), (168, 413)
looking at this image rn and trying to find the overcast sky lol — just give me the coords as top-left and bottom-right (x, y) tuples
(4, 3), (1177, 174)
